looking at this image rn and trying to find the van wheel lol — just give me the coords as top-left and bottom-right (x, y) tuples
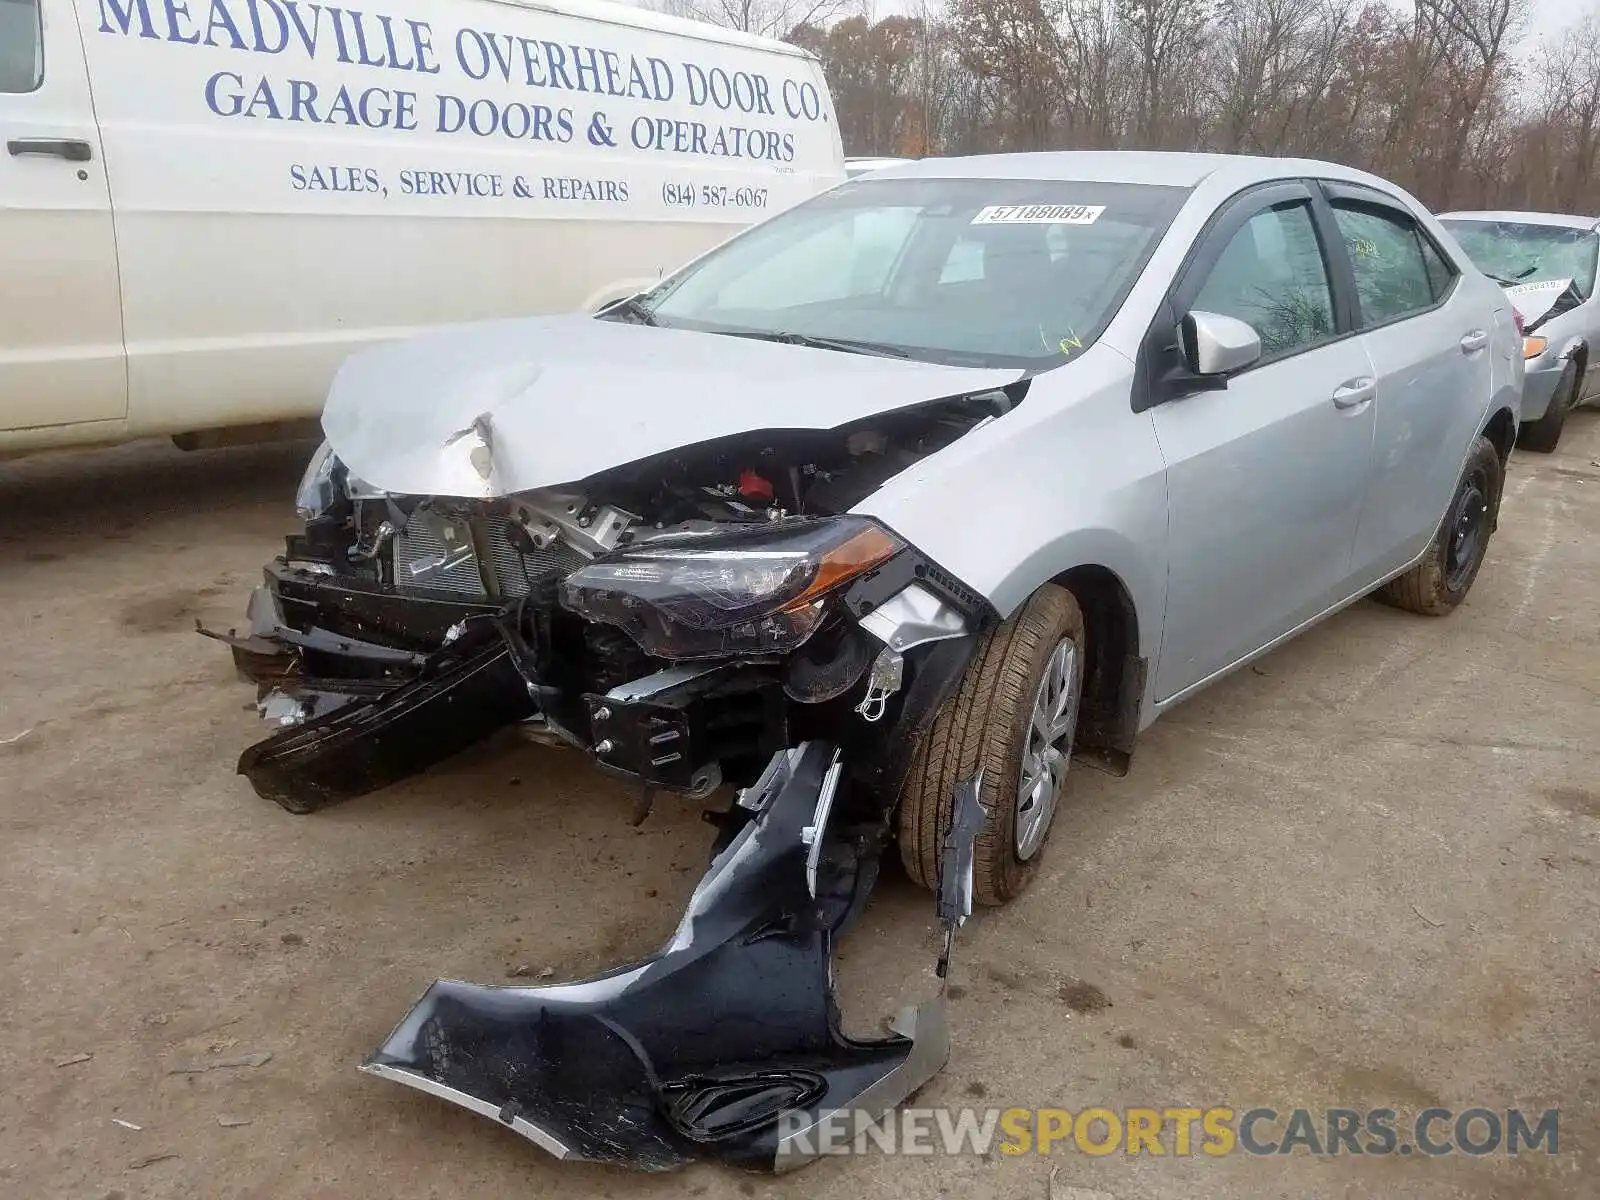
(1378, 436), (1503, 616)
(1517, 362), (1577, 453)
(897, 584), (1085, 906)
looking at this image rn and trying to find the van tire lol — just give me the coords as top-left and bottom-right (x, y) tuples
(896, 584), (1085, 907)
(1378, 436), (1503, 616)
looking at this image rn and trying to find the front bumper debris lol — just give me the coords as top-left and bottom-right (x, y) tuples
(199, 567), (550, 812)
(236, 633), (535, 814)
(361, 741), (984, 1172)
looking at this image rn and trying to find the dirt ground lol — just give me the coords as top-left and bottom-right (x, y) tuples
(1, 415), (1597, 1200)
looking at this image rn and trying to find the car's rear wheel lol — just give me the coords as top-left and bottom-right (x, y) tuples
(1378, 435), (1503, 616)
(1517, 361), (1578, 454)
(896, 584), (1085, 906)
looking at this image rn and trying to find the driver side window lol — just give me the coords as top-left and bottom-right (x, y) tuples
(1192, 201), (1336, 358)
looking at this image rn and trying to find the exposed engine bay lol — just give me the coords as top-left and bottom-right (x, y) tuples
(205, 395), (1010, 812)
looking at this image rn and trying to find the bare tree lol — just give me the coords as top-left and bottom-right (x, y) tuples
(666, 0), (1600, 215)
(1416, 0), (1527, 201)
(1116, 0), (1214, 148)
(648, 0), (858, 40)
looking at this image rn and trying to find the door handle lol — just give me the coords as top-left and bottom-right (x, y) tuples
(7, 138), (93, 162)
(1459, 329), (1489, 354)
(1331, 376), (1376, 409)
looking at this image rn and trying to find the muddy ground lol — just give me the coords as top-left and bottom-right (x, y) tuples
(1, 416), (1597, 1200)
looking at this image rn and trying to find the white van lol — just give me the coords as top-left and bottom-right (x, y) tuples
(0, 0), (843, 453)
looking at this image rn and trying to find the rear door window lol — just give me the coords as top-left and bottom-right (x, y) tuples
(1330, 201), (1443, 327)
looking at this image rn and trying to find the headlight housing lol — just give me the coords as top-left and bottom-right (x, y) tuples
(295, 440), (343, 520)
(560, 517), (904, 660)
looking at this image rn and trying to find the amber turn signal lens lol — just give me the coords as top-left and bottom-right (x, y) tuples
(779, 525), (902, 613)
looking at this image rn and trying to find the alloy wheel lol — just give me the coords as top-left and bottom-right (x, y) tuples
(1015, 637), (1080, 861)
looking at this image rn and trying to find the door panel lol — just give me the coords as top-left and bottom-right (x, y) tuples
(0, 0), (125, 431)
(1327, 193), (1493, 585)
(1152, 193), (1376, 701)
(1154, 339), (1377, 699)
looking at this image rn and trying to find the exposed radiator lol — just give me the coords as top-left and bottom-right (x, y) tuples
(483, 525), (584, 596)
(392, 516), (585, 598)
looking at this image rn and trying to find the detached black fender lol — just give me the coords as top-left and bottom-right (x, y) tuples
(362, 741), (975, 1172)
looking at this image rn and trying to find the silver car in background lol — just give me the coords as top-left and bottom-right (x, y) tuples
(844, 155), (916, 178)
(1439, 210), (1599, 452)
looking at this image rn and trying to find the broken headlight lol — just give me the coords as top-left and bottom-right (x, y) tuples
(295, 440), (343, 521)
(560, 517), (902, 660)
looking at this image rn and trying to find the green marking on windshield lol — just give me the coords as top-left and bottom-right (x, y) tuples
(1040, 325), (1084, 356)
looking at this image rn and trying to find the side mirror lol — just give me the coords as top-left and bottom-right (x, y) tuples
(1181, 310), (1262, 377)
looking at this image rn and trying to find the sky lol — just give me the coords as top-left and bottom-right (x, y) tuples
(1520, 0), (1593, 52)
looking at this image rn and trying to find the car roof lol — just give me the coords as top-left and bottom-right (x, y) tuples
(861, 150), (1404, 191)
(1439, 210), (1600, 231)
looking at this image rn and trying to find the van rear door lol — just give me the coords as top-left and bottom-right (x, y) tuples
(0, 0), (125, 431)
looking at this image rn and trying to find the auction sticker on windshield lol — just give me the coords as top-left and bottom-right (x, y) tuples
(1505, 279), (1571, 300)
(972, 204), (1104, 225)
(1505, 278), (1573, 324)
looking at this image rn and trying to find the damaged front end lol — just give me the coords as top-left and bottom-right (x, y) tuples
(204, 396), (1007, 816)
(362, 742), (987, 1172)
(197, 328), (1028, 1173)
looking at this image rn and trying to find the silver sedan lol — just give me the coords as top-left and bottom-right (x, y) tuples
(1439, 210), (1599, 452)
(229, 153), (1523, 906)
(222, 152), (1526, 1173)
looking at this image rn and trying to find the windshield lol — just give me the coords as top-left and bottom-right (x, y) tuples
(625, 177), (1190, 369)
(1441, 219), (1600, 297)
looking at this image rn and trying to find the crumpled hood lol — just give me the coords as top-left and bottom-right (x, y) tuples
(1504, 277), (1574, 327)
(322, 315), (1021, 497)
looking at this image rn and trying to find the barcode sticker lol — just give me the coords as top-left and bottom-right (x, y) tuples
(971, 204), (1105, 225)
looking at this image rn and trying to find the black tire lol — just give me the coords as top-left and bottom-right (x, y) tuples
(1517, 361), (1577, 454)
(1378, 436), (1503, 616)
(896, 584), (1086, 907)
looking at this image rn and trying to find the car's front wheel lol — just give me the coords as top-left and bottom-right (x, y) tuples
(1378, 435), (1504, 616)
(897, 584), (1086, 906)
